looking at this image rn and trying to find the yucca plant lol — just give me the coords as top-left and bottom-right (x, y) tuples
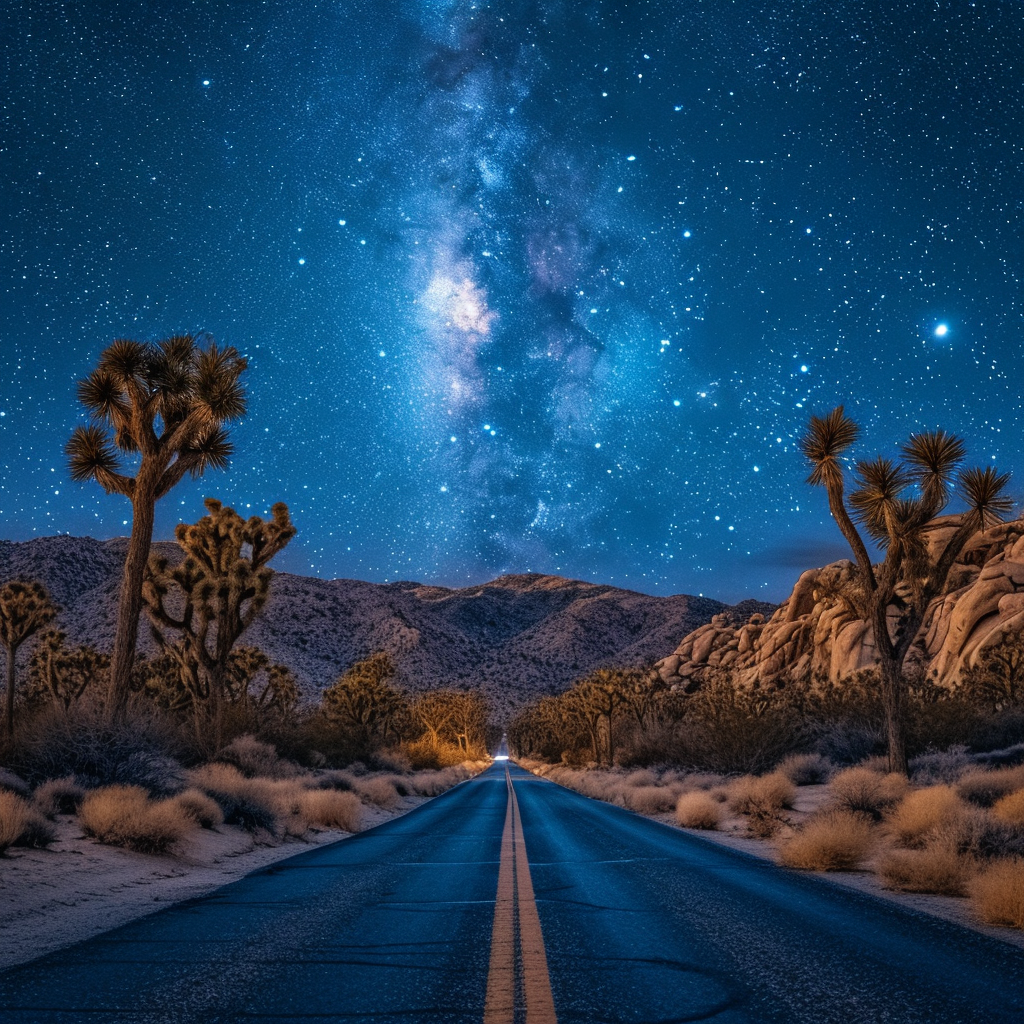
(800, 407), (1013, 773)
(0, 580), (57, 738)
(142, 499), (295, 746)
(66, 335), (247, 721)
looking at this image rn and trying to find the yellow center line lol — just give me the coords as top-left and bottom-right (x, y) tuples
(483, 767), (558, 1024)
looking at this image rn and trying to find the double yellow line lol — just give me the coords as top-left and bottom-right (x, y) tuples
(483, 767), (558, 1024)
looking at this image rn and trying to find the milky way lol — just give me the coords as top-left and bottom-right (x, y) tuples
(1, 1), (1021, 601)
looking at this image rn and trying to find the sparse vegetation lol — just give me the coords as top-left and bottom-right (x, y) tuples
(878, 845), (973, 896)
(829, 766), (908, 818)
(0, 790), (56, 853)
(79, 785), (194, 853)
(779, 810), (874, 871)
(675, 791), (722, 830)
(969, 859), (1024, 929)
(33, 776), (86, 816)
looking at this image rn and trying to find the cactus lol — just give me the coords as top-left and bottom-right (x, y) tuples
(0, 580), (58, 738)
(143, 499), (295, 743)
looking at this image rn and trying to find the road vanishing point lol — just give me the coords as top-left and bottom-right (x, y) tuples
(2, 762), (1023, 1023)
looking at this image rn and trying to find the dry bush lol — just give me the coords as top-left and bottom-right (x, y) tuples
(885, 786), (967, 848)
(779, 810), (874, 871)
(187, 764), (282, 833)
(34, 776), (86, 816)
(173, 788), (224, 829)
(992, 789), (1024, 827)
(957, 766), (1024, 807)
(729, 772), (795, 814)
(79, 785), (194, 853)
(675, 791), (722, 830)
(0, 791), (30, 853)
(829, 766), (908, 818)
(623, 769), (660, 787)
(623, 785), (677, 814)
(215, 735), (298, 779)
(908, 746), (974, 785)
(404, 737), (470, 769)
(353, 776), (400, 810)
(969, 859), (1024, 929)
(778, 753), (833, 787)
(407, 767), (469, 796)
(299, 790), (362, 832)
(878, 845), (973, 896)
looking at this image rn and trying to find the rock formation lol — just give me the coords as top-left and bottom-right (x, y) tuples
(656, 515), (1024, 694)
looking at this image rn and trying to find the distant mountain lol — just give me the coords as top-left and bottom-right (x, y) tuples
(0, 536), (773, 719)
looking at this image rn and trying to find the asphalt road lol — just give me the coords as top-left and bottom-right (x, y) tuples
(1, 762), (1023, 1023)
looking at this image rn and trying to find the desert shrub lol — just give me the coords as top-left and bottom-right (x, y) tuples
(878, 845), (973, 896)
(909, 746), (975, 785)
(9, 704), (183, 792)
(623, 785), (676, 814)
(969, 859), (1024, 929)
(974, 741), (1024, 768)
(885, 786), (967, 848)
(672, 704), (800, 775)
(298, 790), (362, 831)
(992, 789), (1024, 827)
(173, 788), (224, 829)
(778, 753), (833, 786)
(187, 764), (281, 833)
(779, 810), (874, 871)
(215, 735), (298, 780)
(958, 766), (1024, 807)
(353, 776), (400, 810)
(365, 749), (413, 774)
(675, 791), (722, 830)
(0, 768), (31, 798)
(315, 770), (356, 792)
(407, 767), (469, 796)
(79, 785), (194, 853)
(729, 772), (795, 815)
(810, 720), (884, 766)
(403, 737), (469, 769)
(33, 776), (85, 816)
(0, 791), (54, 851)
(829, 766), (908, 818)
(623, 769), (660, 787)
(729, 772), (795, 839)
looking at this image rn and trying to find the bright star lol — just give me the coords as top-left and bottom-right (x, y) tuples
(934, 323), (949, 337)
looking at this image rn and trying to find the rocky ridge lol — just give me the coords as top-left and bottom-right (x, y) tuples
(656, 515), (1024, 694)
(0, 535), (770, 719)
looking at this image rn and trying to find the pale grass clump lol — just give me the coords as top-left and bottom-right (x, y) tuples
(298, 790), (362, 832)
(215, 734), (299, 779)
(187, 764), (286, 834)
(829, 766), (908, 817)
(353, 776), (400, 810)
(779, 810), (874, 871)
(623, 785), (677, 815)
(675, 791), (723, 830)
(728, 772), (795, 814)
(407, 767), (469, 796)
(957, 766), (1024, 807)
(623, 769), (660, 788)
(173, 788), (224, 829)
(969, 859), (1024, 929)
(885, 785), (968, 848)
(992, 789), (1024, 827)
(878, 845), (973, 896)
(79, 785), (195, 853)
(34, 776), (86, 817)
(0, 790), (58, 852)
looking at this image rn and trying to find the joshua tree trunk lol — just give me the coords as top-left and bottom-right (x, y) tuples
(4, 644), (16, 741)
(873, 603), (909, 775)
(107, 478), (158, 722)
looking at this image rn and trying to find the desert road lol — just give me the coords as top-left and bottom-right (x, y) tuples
(1, 763), (1023, 1023)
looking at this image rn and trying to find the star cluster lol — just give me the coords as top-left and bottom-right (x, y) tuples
(1, 1), (1021, 601)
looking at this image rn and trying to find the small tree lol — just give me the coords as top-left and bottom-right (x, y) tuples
(801, 406), (1013, 773)
(321, 652), (407, 751)
(961, 631), (1024, 711)
(27, 630), (108, 710)
(67, 335), (247, 721)
(0, 580), (58, 738)
(142, 499), (295, 745)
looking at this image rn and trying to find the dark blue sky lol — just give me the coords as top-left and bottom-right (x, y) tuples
(1, 1), (1021, 602)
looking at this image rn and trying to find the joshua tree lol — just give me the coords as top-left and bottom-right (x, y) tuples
(960, 631), (1024, 711)
(321, 652), (407, 750)
(0, 580), (57, 738)
(225, 646), (300, 716)
(142, 499), (295, 744)
(67, 335), (247, 721)
(27, 630), (108, 711)
(412, 690), (458, 748)
(801, 406), (1012, 773)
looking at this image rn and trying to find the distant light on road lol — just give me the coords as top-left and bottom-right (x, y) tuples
(493, 754), (509, 761)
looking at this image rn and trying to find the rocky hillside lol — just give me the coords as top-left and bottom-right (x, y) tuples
(0, 535), (769, 719)
(656, 515), (1024, 695)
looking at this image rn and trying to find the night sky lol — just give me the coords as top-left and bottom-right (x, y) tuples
(2, 2), (1021, 603)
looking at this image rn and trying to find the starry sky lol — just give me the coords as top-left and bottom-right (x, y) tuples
(1, 1), (1021, 603)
